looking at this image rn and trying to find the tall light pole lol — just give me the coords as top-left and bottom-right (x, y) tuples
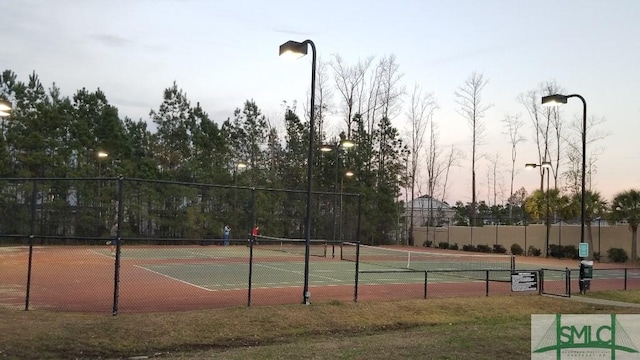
(525, 161), (552, 257)
(234, 161), (247, 210)
(341, 169), (354, 242)
(97, 151), (109, 232)
(542, 94), (587, 258)
(280, 39), (316, 305)
(321, 139), (355, 244)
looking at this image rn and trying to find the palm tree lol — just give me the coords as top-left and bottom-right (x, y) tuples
(580, 191), (607, 258)
(610, 189), (640, 262)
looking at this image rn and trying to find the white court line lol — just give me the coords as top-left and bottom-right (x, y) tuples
(133, 265), (214, 292)
(173, 248), (231, 259)
(255, 263), (344, 282)
(88, 249), (116, 259)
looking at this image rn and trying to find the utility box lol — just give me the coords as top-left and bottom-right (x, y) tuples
(579, 260), (594, 294)
(580, 260), (593, 279)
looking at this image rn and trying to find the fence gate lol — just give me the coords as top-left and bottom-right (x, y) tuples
(540, 268), (571, 297)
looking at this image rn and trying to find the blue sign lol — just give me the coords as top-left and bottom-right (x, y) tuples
(579, 243), (589, 258)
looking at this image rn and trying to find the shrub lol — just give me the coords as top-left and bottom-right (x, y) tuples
(462, 244), (477, 252)
(438, 242), (449, 249)
(493, 244), (507, 254)
(562, 245), (579, 260)
(527, 245), (541, 257)
(423, 240), (433, 247)
(449, 243), (459, 251)
(593, 252), (601, 262)
(510, 243), (524, 256)
(476, 244), (492, 253)
(549, 244), (563, 258)
(607, 248), (628, 263)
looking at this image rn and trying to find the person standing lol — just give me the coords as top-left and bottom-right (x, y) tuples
(223, 224), (231, 246)
(251, 226), (259, 245)
(108, 222), (117, 255)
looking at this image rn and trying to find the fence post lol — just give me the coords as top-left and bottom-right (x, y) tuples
(566, 267), (571, 297)
(485, 270), (489, 296)
(25, 180), (38, 311)
(248, 187), (255, 306)
(112, 176), (124, 316)
(353, 194), (363, 303)
(424, 271), (428, 299)
(538, 269), (543, 295)
(624, 268), (628, 291)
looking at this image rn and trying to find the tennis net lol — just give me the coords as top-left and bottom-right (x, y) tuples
(341, 242), (515, 280)
(254, 235), (327, 257)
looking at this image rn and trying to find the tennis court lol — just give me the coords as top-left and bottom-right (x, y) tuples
(2, 241), (531, 313)
(91, 243), (493, 290)
(7, 238), (638, 313)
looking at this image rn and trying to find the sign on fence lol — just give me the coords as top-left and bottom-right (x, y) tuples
(511, 272), (538, 292)
(579, 242), (589, 258)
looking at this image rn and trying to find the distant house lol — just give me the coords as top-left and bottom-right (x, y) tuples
(405, 195), (455, 227)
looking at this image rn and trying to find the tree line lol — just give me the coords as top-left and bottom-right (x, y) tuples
(1, 60), (639, 258)
(0, 67), (406, 245)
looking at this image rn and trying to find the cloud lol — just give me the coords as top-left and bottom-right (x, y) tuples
(89, 33), (132, 48)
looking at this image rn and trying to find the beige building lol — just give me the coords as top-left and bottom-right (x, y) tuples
(405, 195), (455, 227)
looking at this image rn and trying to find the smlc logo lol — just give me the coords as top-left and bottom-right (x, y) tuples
(532, 314), (640, 359)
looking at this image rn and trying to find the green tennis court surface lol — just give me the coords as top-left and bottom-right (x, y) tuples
(137, 261), (493, 291)
(93, 245), (496, 290)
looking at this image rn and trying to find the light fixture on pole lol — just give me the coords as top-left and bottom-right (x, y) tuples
(0, 99), (12, 117)
(97, 151), (109, 177)
(280, 39), (316, 305)
(340, 169), (355, 242)
(525, 161), (552, 257)
(234, 161), (247, 210)
(97, 151), (109, 234)
(542, 94), (587, 258)
(320, 139), (355, 245)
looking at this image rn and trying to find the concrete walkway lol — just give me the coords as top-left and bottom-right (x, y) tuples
(562, 295), (640, 308)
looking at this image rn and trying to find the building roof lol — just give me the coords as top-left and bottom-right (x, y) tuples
(406, 195), (451, 210)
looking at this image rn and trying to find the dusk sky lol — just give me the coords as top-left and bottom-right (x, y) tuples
(1, 0), (638, 205)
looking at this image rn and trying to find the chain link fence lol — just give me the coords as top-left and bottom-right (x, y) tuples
(2, 177), (640, 314)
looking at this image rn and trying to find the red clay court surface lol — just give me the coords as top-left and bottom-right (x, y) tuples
(0, 245), (639, 314)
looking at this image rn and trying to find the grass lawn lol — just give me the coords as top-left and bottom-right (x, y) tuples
(2, 291), (640, 359)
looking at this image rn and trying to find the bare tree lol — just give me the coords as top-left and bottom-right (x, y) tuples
(426, 114), (444, 224)
(562, 114), (610, 194)
(373, 55), (405, 176)
(313, 57), (334, 140)
(519, 80), (563, 190)
(502, 113), (526, 216)
(377, 54), (405, 122)
(455, 72), (491, 226)
(439, 144), (465, 204)
(405, 83), (437, 245)
(330, 54), (372, 138)
(488, 152), (503, 206)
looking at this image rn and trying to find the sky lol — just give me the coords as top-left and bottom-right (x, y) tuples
(1, 0), (639, 206)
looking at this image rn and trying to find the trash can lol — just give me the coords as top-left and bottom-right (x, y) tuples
(579, 260), (593, 294)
